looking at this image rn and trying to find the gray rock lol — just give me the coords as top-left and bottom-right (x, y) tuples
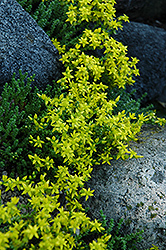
(113, 21), (166, 104)
(83, 124), (166, 249)
(0, 0), (62, 93)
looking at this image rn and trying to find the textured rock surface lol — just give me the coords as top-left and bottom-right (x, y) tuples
(0, 0), (62, 93)
(113, 21), (166, 104)
(83, 124), (166, 250)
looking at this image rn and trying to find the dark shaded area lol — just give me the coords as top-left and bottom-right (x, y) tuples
(115, 0), (166, 30)
(151, 170), (165, 184)
(112, 21), (166, 105)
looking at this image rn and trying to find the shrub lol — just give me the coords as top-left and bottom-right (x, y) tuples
(17, 0), (157, 114)
(0, 70), (39, 178)
(1, 0), (157, 178)
(76, 210), (145, 250)
(0, 70), (64, 179)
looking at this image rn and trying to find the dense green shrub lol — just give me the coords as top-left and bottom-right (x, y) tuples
(1, 0), (157, 179)
(0, 70), (39, 177)
(0, 70), (64, 179)
(76, 210), (145, 250)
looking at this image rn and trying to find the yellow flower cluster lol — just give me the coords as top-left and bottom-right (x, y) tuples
(0, 170), (110, 249)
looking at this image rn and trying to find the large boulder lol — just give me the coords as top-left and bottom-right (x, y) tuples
(83, 124), (166, 250)
(0, 0), (62, 93)
(113, 21), (166, 105)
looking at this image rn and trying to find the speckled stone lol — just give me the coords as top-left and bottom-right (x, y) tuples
(83, 124), (166, 250)
(0, 0), (62, 93)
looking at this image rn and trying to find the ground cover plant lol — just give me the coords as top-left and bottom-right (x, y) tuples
(0, 70), (64, 179)
(17, 0), (155, 115)
(0, 0), (165, 249)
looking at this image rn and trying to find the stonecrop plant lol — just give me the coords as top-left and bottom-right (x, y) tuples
(0, 0), (165, 249)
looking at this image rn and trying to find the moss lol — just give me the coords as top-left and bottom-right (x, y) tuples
(136, 202), (144, 208)
(148, 206), (155, 211)
(150, 213), (158, 219)
(125, 218), (132, 226)
(126, 205), (133, 211)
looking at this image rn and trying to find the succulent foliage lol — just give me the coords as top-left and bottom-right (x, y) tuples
(0, 70), (64, 179)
